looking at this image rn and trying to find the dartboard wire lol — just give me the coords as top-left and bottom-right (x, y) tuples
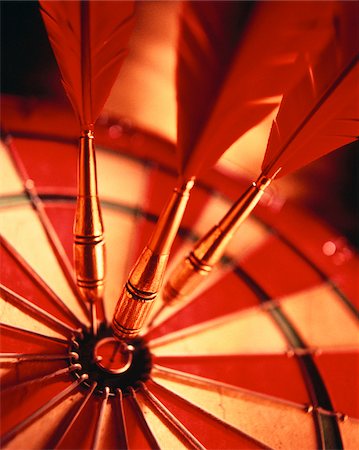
(152, 363), (306, 411)
(0, 236), (85, 329)
(0, 322), (69, 346)
(0, 352), (78, 363)
(51, 381), (97, 449)
(150, 312), (358, 361)
(1, 363), (81, 395)
(2, 131), (353, 447)
(153, 363), (356, 423)
(261, 307), (344, 449)
(115, 389), (129, 450)
(0, 373), (89, 447)
(127, 386), (161, 450)
(149, 266), (344, 449)
(0, 284), (80, 337)
(92, 386), (110, 450)
(148, 378), (272, 450)
(145, 240), (357, 336)
(138, 381), (206, 450)
(3, 135), (91, 322)
(0, 193), (352, 446)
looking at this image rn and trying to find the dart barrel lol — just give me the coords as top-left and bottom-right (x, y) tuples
(112, 247), (168, 339)
(163, 174), (273, 303)
(112, 179), (195, 339)
(74, 130), (105, 304)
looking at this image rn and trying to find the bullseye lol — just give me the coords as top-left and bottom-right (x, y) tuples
(69, 324), (152, 396)
(94, 338), (135, 374)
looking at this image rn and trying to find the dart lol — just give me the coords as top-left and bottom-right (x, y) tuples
(39, 0), (135, 333)
(2, 1), (359, 447)
(163, 2), (359, 305)
(112, 0), (343, 339)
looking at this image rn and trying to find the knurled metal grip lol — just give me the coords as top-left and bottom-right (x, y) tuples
(74, 131), (105, 303)
(112, 248), (169, 339)
(162, 252), (211, 303)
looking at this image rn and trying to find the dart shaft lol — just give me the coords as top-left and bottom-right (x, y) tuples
(112, 179), (194, 339)
(163, 174), (272, 303)
(74, 131), (105, 306)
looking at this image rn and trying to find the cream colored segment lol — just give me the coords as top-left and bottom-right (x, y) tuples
(280, 284), (359, 348)
(339, 417), (359, 450)
(0, 204), (88, 325)
(150, 307), (288, 356)
(0, 297), (65, 340)
(135, 391), (190, 450)
(102, 209), (141, 318)
(191, 195), (231, 237)
(5, 390), (83, 450)
(224, 216), (269, 262)
(152, 374), (317, 450)
(0, 142), (24, 196)
(96, 147), (149, 206)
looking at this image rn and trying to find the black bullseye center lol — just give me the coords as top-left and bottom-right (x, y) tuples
(69, 323), (152, 395)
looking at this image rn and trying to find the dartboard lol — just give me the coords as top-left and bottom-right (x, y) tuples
(0, 97), (358, 450)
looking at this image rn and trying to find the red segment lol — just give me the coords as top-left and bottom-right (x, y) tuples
(122, 395), (154, 450)
(154, 353), (310, 405)
(44, 204), (75, 264)
(241, 235), (323, 299)
(255, 201), (358, 294)
(0, 325), (67, 354)
(3, 96), (78, 139)
(1, 242), (76, 328)
(146, 271), (258, 341)
(1, 375), (73, 439)
(1, 359), (68, 392)
(100, 400), (126, 450)
(11, 137), (77, 193)
(146, 380), (265, 449)
(315, 352), (359, 419)
(331, 257), (359, 311)
(2, 96), (178, 175)
(57, 395), (100, 450)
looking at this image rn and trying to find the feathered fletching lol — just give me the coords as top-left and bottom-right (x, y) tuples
(176, 1), (337, 180)
(262, 3), (359, 178)
(40, 0), (135, 130)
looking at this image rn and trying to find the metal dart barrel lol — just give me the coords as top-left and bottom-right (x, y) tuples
(112, 179), (194, 339)
(74, 130), (105, 309)
(163, 174), (273, 303)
